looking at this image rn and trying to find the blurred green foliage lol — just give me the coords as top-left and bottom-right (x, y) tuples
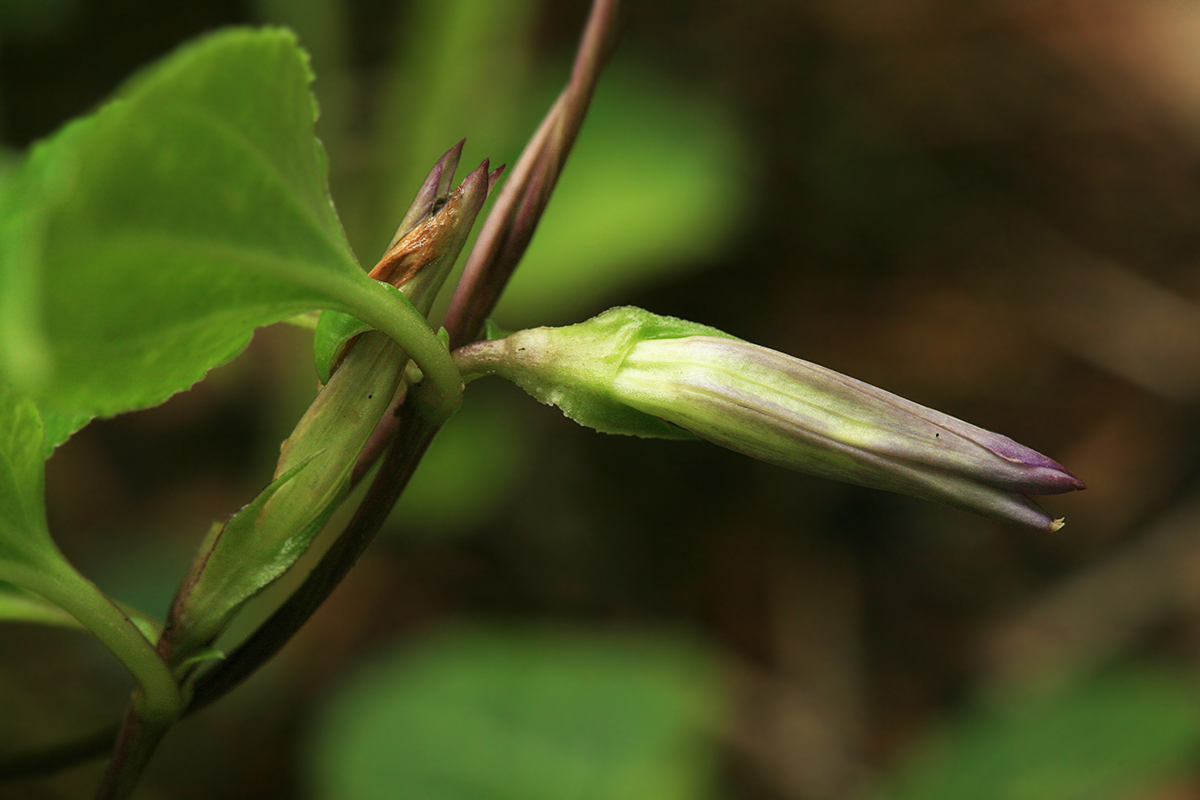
(392, 391), (530, 534)
(306, 625), (722, 800)
(880, 668), (1200, 800)
(502, 64), (750, 325)
(0, 0), (79, 38)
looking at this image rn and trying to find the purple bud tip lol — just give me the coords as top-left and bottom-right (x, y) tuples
(463, 159), (491, 190)
(976, 432), (1087, 495)
(435, 140), (467, 195)
(488, 164), (507, 192)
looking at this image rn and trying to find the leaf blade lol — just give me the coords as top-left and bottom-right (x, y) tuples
(0, 380), (57, 570)
(1, 28), (369, 416)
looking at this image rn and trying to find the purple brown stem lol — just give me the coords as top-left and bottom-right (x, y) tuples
(443, 0), (621, 348)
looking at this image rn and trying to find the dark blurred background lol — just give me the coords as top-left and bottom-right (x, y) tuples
(4, 0), (1200, 798)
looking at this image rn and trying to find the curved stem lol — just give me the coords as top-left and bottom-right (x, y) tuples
(329, 277), (462, 421)
(0, 561), (183, 723)
(451, 337), (512, 383)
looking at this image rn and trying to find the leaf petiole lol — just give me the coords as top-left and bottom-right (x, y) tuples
(326, 276), (463, 422)
(0, 559), (183, 724)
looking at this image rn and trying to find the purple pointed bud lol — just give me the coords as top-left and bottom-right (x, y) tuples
(386, 140), (464, 252)
(370, 158), (494, 315)
(614, 334), (1084, 531)
(456, 307), (1084, 531)
(313, 149), (498, 381)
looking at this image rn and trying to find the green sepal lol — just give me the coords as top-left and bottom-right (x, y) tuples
(164, 451), (326, 667)
(482, 318), (511, 340)
(465, 307), (734, 440)
(174, 646), (225, 673)
(314, 284), (423, 382)
(314, 310), (371, 383)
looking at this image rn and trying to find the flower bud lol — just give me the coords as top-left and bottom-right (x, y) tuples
(457, 307), (1084, 530)
(369, 150), (502, 315)
(162, 149), (500, 667)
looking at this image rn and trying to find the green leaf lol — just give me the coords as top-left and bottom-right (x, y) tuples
(883, 669), (1200, 800)
(307, 626), (722, 800)
(0, 382), (180, 717)
(0, 380), (60, 571)
(0, 379), (106, 619)
(313, 310), (373, 383)
(36, 406), (92, 458)
(0, 28), (371, 417)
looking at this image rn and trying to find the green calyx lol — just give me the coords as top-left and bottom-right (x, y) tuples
(162, 331), (407, 670)
(455, 306), (732, 439)
(454, 306), (1085, 531)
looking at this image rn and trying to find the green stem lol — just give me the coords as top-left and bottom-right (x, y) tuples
(328, 276), (462, 421)
(451, 336), (512, 383)
(0, 560), (183, 723)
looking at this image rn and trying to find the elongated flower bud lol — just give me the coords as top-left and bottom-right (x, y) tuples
(162, 149), (499, 668)
(455, 307), (1084, 530)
